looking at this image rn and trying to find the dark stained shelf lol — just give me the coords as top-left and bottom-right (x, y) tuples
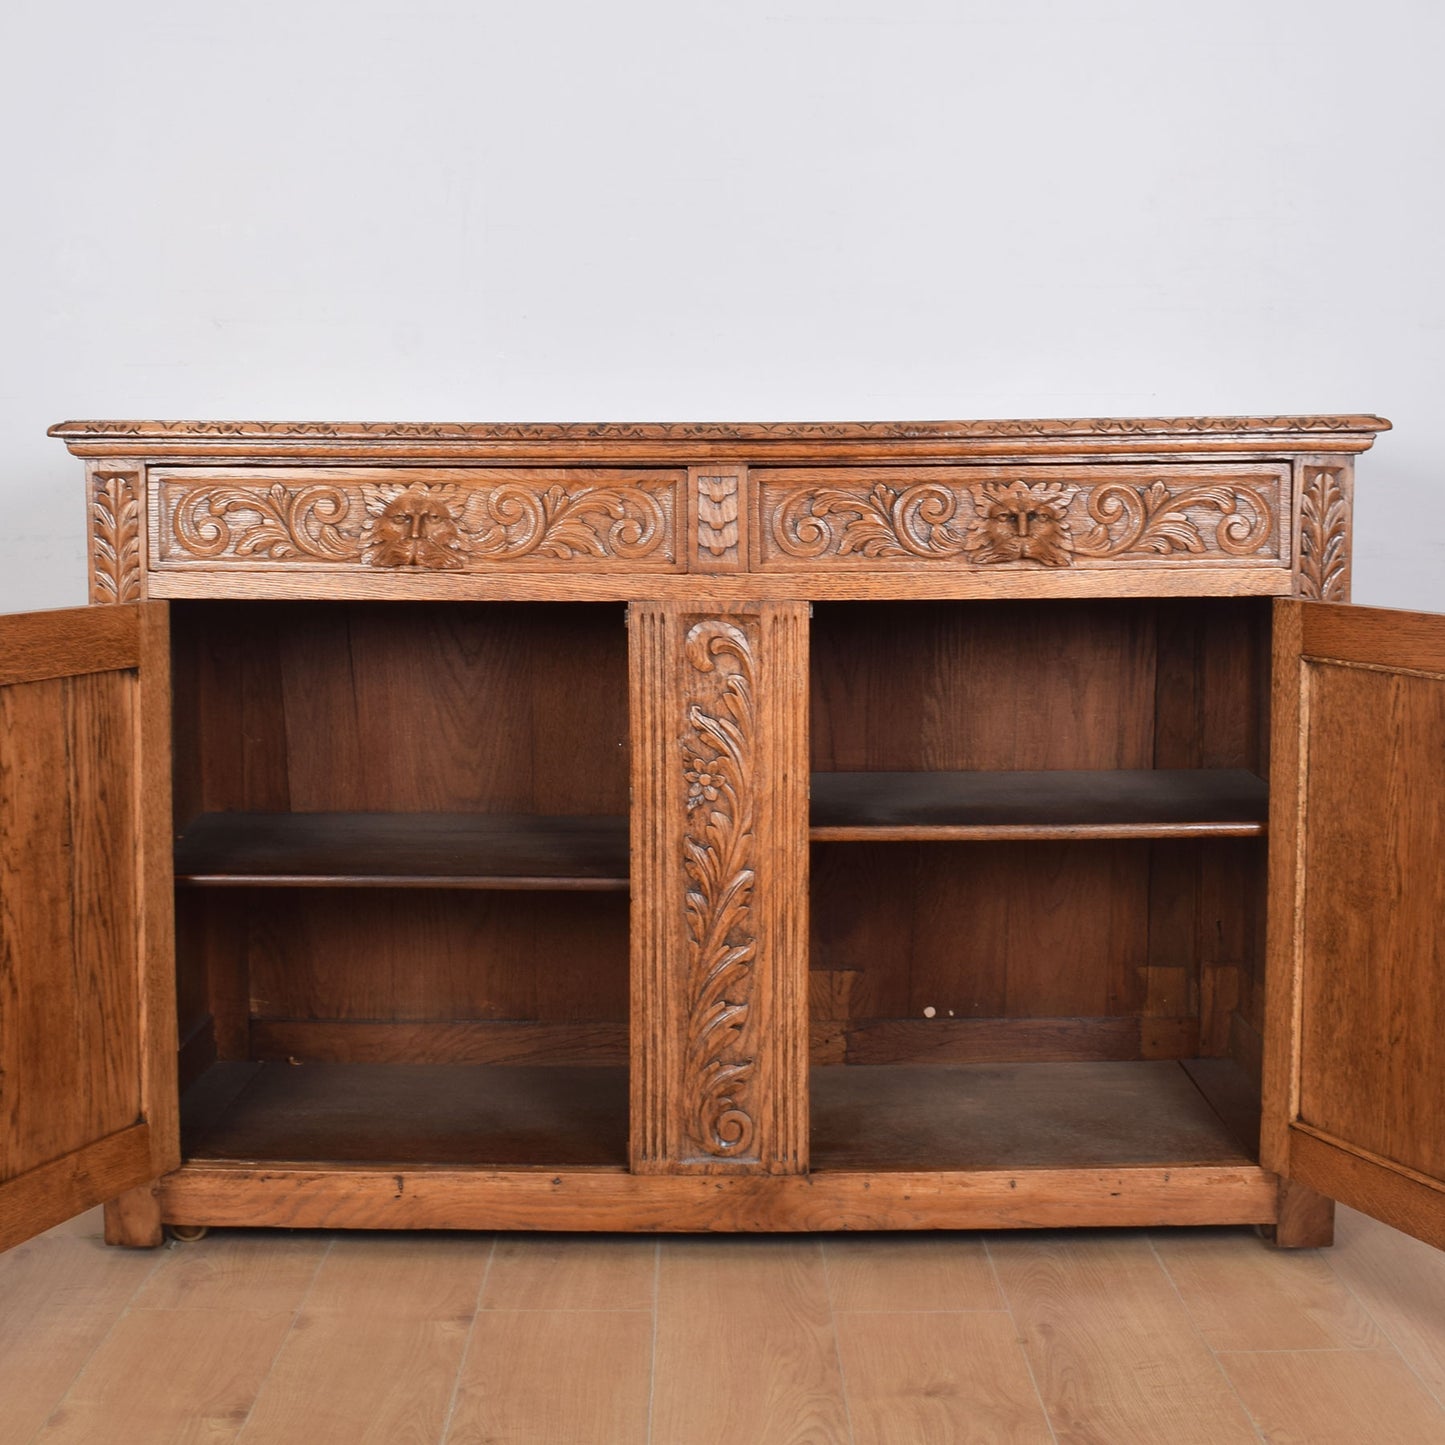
(810, 1060), (1256, 1172)
(181, 1062), (629, 1168)
(174, 811), (630, 890)
(809, 769), (1268, 841)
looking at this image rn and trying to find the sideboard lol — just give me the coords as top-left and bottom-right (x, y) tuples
(1, 414), (1441, 1253)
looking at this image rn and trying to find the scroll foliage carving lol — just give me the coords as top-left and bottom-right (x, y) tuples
(1298, 467), (1350, 600)
(1072, 481), (1274, 560)
(767, 475), (1276, 567)
(681, 618), (758, 1160)
(90, 472), (143, 602)
(163, 476), (673, 568)
(772, 481), (971, 560)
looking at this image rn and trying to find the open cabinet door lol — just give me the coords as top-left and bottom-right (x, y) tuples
(0, 604), (176, 1250)
(1263, 600), (1445, 1249)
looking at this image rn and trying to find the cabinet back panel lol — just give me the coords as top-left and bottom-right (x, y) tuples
(810, 837), (1264, 1067)
(171, 601), (630, 818)
(811, 599), (1268, 772)
(240, 888), (626, 1021)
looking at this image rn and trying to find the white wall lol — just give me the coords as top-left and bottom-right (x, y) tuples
(2, 0), (1441, 611)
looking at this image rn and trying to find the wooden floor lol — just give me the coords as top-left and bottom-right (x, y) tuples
(3, 1207), (1443, 1444)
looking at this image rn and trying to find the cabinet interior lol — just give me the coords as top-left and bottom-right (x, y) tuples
(168, 595), (1273, 1176)
(808, 597), (1271, 1172)
(170, 600), (634, 1168)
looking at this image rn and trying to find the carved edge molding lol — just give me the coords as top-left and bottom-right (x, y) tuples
(1297, 465), (1352, 601)
(51, 414), (1392, 443)
(680, 617), (760, 1162)
(158, 475), (678, 570)
(764, 474), (1280, 568)
(89, 465), (144, 603)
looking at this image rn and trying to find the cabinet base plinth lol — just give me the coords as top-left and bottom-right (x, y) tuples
(157, 1163), (1279, 1233)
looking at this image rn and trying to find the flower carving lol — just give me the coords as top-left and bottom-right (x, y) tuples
(963, 481), (1078, 567)
(684, 758), (724, 810)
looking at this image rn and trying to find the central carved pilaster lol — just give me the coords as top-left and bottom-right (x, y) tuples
(629, 601), (808, 1176)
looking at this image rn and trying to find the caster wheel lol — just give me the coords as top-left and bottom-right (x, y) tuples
(167, 1223), (210, 1242)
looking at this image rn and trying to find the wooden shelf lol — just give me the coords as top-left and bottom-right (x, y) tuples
(809, 769), (1268, 841)
(181, 1062), (629, 1169)
(174, 812), (630, 891)
(810, 1060), (1256, 1172)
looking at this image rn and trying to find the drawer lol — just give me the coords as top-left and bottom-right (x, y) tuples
(752, 464), (1288, 572)
(149, 467), (685, 575)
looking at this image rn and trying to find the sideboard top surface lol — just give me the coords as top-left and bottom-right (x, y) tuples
(50, 415), (1390, 463)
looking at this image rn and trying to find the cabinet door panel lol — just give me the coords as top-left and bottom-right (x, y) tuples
(0, 604), (176, 1249)
(1264, 600), (1445, 1249)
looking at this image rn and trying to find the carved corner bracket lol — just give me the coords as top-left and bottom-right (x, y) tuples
(1296, 465), (1352, 601)
(89, 465), (144, 603)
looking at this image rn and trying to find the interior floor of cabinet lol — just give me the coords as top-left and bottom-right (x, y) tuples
(180, 1057), (1256, 1175)
(809, 1060), (1257, 1172)
(181, 1062), (630, 1169)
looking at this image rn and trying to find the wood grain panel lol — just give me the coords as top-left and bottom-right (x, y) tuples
(1297, 663), (1445, 1181)
(0, 604), (138, 685)
(810, 842), (1153, 1025)
(250, 1019), (628, 1066)
(241, 890), (628, 1025)
(0, 662), (149, 1225)
(174, 601), (629, 816)
(811, 599), (1158, 772)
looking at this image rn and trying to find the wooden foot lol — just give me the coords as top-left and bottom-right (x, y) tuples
(103, 1182), (164, 1248)
(1263, 1179), (1335, 1248)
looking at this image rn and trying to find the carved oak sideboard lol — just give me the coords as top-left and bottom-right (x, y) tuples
(3, 415), (1444, 1255)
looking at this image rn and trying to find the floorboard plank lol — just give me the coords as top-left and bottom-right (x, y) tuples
(989, 1232), (1258, 1445)
(446, 1311), (652, 1444)
(837, 1311), (1054, 1445)
(824, 1233), (1002, 1313)
(1219, 1348), (1445, 1445)
(1326, 1205), (1445, 1407)
(30, 1306), (293, 1445)
(652, 1238), (850, 1445)
(479, 1234), (656, 1312)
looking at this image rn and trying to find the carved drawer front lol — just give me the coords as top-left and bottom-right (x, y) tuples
(754, 464), (1288, 572)
(150, 467), (685, 575)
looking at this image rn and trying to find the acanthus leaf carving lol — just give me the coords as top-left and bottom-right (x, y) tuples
(1072, 480), (1274, 560)
(766, 474), (1277, 568)
(163, 475), (673, 569)
(1297, 467), (1350, 601)
(90, 471), (143, 603)
(681, 618), (758, 1161)
(772, 481), (971, 560)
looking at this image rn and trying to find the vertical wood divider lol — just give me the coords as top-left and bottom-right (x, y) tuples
(629, 599), (810, 1175)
